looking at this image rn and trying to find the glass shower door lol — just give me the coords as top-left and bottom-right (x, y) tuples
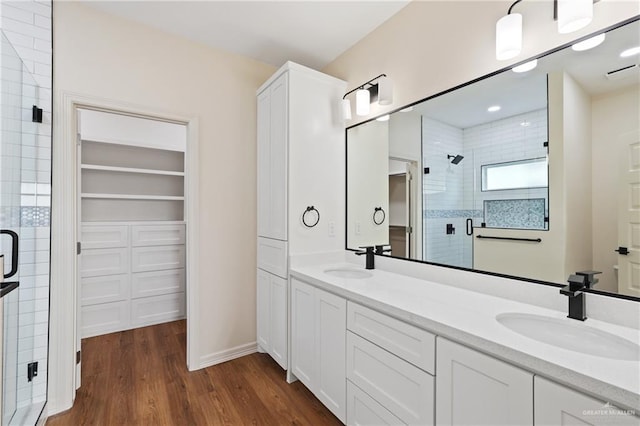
(0, 31), (28, 426)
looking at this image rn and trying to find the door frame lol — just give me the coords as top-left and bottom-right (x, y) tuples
(49, 91), (200, 414)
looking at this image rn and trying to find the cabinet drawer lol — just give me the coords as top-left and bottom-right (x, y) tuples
(132, 245), (185, 272)
(132, 224), (185, 247)
(257, 237), (288, 278)
(81, 300), (130, 338)
(82, 225), (128, 249)
(347, 380), (405, 426)
(81, 247), (129, 277)
(81, 274), (129, 306)
(131, 268), (185, 299)
(347, 302), (435, 374)
(347, 331), (434, 425)
(131, 292), (185, 327)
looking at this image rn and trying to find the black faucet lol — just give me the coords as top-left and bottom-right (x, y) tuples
(560, 274), (587, 321)
(356, 246), (375, 270)
(375, 245), (392, 255)
(576, 270), (601, 289)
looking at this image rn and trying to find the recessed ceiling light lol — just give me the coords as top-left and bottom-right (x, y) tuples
(400, 107), (414, 112)
(376, 114), (390, 122)
(512, 59), (538, 73)
(520, 121), (531, 127)
(620, 46), (640, 58)
(572, 33), (606, 52)
(487, 105), (501, 112)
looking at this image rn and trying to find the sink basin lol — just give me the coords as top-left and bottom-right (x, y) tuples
(496, 313), (640, 361)
(324, 268), (372, 279)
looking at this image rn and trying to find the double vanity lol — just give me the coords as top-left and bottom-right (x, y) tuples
(285, 254), (640, 425)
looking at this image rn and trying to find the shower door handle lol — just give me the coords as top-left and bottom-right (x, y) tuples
(1, 229), (19, 279)
(466, 218), (473, 236)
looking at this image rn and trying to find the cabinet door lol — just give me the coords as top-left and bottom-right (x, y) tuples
(535, 377), (640, 426)
(257, 89), (270, 238)
(291, 278), (315, 389)
(269, 274), (288, 369)
(347, 381), (405, 426)
(256, 269), (270, 352)
(268, 74), (288, 240)
(316, 288), (347, 423)
(436, 338), (533, 426)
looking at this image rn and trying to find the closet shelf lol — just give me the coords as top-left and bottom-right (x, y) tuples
(81, 193), (185, 201)
(81, 164), (184, 176)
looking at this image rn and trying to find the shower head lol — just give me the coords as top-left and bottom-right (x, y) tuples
(447, 154), (464, 165)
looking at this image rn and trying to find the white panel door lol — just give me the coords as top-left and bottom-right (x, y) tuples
(535, 377), (639, 426)
(618, 130), (640, 297)
(268, 73), (288, 241)
(316, 288), (347, 423)
(256, 269), (270, 352)
(257, 88), (271, 238)
(291, 277), (315, 389)
(436, 338), (533, 426)
(269, 274), (288, 369)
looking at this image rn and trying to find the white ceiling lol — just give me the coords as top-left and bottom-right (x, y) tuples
(83, 0), (411, 70)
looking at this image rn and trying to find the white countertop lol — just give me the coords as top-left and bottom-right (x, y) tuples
(290, 262), (640, 412)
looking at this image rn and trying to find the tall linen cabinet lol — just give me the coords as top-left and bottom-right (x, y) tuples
(256, 62), (346, 370)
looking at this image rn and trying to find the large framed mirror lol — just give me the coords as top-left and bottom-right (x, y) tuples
(346, 17), (640, 300)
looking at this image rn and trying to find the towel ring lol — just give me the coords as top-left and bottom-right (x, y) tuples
(373, 207), (386, 225)
(302, 206), (320, 228)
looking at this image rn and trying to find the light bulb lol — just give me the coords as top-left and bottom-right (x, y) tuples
(496, 13), (522, 60)
(356, 89), (370, 116)
(512, 59), (538, 73)
(342, 99), (352, 120)
(378, 76), (394, 106)
(557, 0), (593, 34)
(572, 33), (605, 51)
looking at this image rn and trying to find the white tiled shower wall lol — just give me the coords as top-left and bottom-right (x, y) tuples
(1, 0), (52, 407)
(422, 109), (548, 269)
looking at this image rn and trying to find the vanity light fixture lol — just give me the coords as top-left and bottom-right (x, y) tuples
(571, 33), (605, 51)
(496, 0), (597, 61)
(488, 105), (501, 112)
(620, 46), (640, 58)
(512, 59), (538, 73)
(356, 89), (370, 116)
(342, 74), (393, 118)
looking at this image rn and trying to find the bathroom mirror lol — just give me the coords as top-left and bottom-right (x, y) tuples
(346, 18), (640, 299)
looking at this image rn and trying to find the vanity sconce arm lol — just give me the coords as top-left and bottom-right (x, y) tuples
(343, 74), (387, 100)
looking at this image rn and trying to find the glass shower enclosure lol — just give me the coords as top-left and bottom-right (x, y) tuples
(0, 31), (49, 425)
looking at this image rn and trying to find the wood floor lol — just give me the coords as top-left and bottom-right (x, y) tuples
(48, 320), (342, 425)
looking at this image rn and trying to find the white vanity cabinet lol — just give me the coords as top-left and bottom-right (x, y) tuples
(256, 61), (346, 372)
(535, 377), (640, 426)
(291, 277), (347, 423)
(346, 302), (436, 426)
(436, 338), (534, 426)
(256, 269), (287, 369)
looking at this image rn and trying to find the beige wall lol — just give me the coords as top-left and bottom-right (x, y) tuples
(53, 2), (275, 365)
(561, 73), (593, 279)
(324, 1), (639, 126)
(592, 86), (640, 292)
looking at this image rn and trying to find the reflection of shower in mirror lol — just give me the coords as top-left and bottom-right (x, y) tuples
(447, 154), (464, 165)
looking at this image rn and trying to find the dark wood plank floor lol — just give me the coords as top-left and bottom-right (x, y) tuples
(48, 320), (342, 425)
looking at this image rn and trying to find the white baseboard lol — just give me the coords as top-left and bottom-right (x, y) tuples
(199, 341), (257, 369)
